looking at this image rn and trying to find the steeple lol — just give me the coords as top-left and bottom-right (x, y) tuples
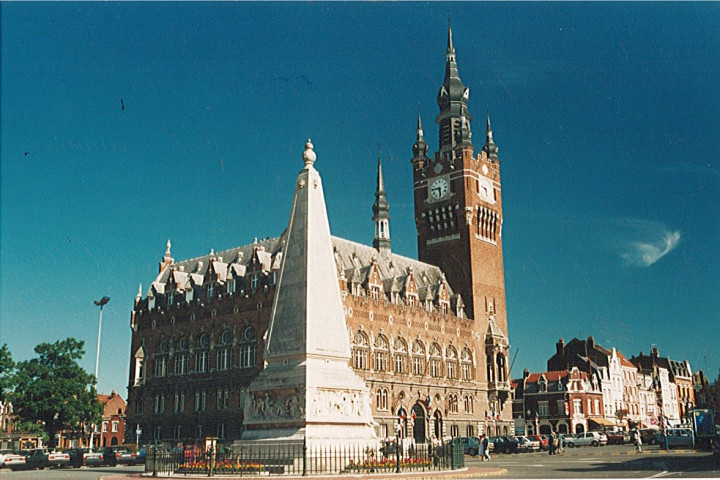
(411, 114), (429, 168)
(372, 153), (391, 255)
(482, 113), (499, 161)
(436, 25), (473, 154)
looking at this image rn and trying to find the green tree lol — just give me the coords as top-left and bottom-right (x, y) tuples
(12, 338), (102, 448)
(0, 343), (15, 402)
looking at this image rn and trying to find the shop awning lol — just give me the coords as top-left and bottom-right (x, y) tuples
(588, 417), (616, 427)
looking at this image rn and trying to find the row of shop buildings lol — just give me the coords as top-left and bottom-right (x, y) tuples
(512, 336), (716, 435)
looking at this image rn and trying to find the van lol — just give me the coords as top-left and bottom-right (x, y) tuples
(655, 428), (695, 449)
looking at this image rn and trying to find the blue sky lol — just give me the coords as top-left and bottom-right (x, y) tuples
(2, 3), (718, 396)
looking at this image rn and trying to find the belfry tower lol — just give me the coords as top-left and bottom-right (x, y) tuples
(412, 26), (509, 337)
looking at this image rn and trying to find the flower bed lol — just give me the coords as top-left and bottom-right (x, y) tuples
(177, 459), (265, 474)
(345, 457), (432, 472)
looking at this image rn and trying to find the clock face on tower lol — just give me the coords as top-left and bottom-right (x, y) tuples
(430, 178), (449, 200)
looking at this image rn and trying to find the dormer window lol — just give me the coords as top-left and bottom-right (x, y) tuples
(167, 291), (174, 307)
(227, 279), (236, 294)
(370, 285), (380, 302)
(408, 294), (416, 307)
(206, 284), (214, 301)
(539, 377), (548, 392)
(251, 274), (259, 292)
(441, 301), (449, 315)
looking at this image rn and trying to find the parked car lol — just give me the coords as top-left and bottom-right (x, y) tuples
(459, 436), (481, 456)
(517, 436), (540, 452)
(605, 430), (629, 445)
(527, 435), (550, 451)
(490, 436), (522, 454)
(561, 434), (575, 446)
(640, 428), (660, 445)
(565, 432), (608, 447)
(65, 448), (104, 467)
(102, 446), (137, 466)
(0, 450), (26, 470)
(23, 448), (70, 469)
(135, 448), (146, 465)
(656, 428), (695, 449)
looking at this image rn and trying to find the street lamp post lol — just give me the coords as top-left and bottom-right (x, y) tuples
(89, 296), (110, 452)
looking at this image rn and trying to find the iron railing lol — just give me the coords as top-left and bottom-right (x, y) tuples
(146, 438), (464, 476)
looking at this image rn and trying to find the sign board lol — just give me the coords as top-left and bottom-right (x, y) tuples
(692, 409), (716, 438)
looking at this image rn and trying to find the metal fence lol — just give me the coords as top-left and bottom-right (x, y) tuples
(145, 438), (464, 476)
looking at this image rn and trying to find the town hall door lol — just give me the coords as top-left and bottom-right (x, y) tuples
(412, 404), (426, 443)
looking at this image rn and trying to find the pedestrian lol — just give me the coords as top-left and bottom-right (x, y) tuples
(634, 428), (643, 453)
(557, 432), (564, 454)
(478, 434), (486, 461)
(548, 432), (555, 455)
(482, 434), (491, 461)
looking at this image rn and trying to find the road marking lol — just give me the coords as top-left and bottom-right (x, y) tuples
(650, 461), (669, 478)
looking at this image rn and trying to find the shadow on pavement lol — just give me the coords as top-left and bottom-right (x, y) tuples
(555, 453), (719, 475)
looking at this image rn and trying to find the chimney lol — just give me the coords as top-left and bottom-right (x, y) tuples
(651, 347), (659, 359)
(556, 338), (565, 356)
(523, 368), (531, 379)
(587, 336), (595, 349)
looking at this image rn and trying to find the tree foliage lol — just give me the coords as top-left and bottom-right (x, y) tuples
(0, 343), (14, 402)
(12, 338), (102, 448)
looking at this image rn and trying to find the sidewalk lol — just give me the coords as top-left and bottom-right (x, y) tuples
(100, 466), (507, 480)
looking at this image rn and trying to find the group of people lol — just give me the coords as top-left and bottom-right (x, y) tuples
(547, 432), (565, 455)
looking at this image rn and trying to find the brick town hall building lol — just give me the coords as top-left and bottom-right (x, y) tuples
(126, 28), (514, 447)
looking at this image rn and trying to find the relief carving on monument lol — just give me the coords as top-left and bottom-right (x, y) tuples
(308, 388), (374, 425)
(249, 389), (306, 421)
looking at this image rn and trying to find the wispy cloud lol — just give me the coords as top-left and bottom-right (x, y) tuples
(619, 220), (682, 267)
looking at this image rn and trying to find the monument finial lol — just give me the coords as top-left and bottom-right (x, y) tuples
(303, 139), (316, 168)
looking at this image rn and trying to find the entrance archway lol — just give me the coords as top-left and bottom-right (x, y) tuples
(433, 410), (443, 439)
(539, 424), (551, 435)
(575, 423), (585, 434)
(412, 404), (426, 443)
(557, 423), (568, 434)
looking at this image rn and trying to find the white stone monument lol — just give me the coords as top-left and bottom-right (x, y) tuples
(236, 140), (376, 448)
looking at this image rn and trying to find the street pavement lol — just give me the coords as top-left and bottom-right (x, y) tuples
(0, 445), (717, 479)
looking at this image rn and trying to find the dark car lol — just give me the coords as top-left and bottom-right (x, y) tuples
(22, 449), (69, 469)
(640, 428), (660, 445)
(65, 448), (104, 468)
(459, 437), (481, 456)
(490, 436), (521, 454)
(102, 446), (137, 466)
(605, 430), (629, 445)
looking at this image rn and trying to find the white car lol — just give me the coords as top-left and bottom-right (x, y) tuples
(565, 431), (608, 447)
(517, 436), (541, 451)
(0, 450), (27, 470)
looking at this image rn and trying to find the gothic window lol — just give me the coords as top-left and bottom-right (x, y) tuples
(446, 346), (459, 379)
(216, 387), (229, 410)
(352, 331), (369, 370)
(216, 348), (231, 371)
(486, 355), (494, 383)
(429, 343), (442, 378)
(195, 351), (208, 373)
(239, 326), (257, 368)
(220, 330), (232, 345)
(496, 353), (507, 382)
(376, 388), (389, 411)
(448, 394), (459, 414)
(412, 340), (425, 375)
(373, 335), (389, 372)
(194, 390), (207, 412)
(463, 394), (474, 414)
(174, 392), (185, 413)
(154, 356), (167, 378)
(174, 353), (188, 375)
(461, 348), (473, 381)
(394, 337), (408, 374)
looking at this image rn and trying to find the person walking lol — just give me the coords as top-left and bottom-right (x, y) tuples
(482, 435), (491, 461)
(633, 428), (643, 453)
(548, 432), (555, 455)
(557, 432), (564, 454)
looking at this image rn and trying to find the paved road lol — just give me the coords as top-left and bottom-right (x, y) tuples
(0, 464), (144, 480)
(466, 444), (720, 478)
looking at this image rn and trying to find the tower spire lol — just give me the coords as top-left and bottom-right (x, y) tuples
(436, 25), (472, 154)
(483, 113), (499, 161)
(372, 151), (391, 255)
(411, 113), (429, 168)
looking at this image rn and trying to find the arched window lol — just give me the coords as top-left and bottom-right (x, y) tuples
(376, 388), (389, 411)
(486, 355), (495, 383)
(461, 348), (473, 381)
(464, 394), (474, 414)
(239, 326), (257, 368)
(446, 346), (458, 379)
(216, 330), (232, 371)
(353, 331), (369, 370)
(373, 335), (389, 372)
(411, 340), (425, 375)
(195, 334), (210, 373)
(447, 394), (459, 414)
(496, 353), (507, 382)
(429, 344), (442, 378)
(393, 337), (408, 374)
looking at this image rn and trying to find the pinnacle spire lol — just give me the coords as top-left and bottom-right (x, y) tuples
(372, 152), (391, 254)
(483, 112), (499, 161)
(436, 25), (472, 153)
(412, 114), (429, 166)
(447, 21), (455, 59)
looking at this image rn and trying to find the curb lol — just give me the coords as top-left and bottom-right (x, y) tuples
(100, 467), (507, 480)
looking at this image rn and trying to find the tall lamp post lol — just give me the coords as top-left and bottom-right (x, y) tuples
(89, 296), (110, 452)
